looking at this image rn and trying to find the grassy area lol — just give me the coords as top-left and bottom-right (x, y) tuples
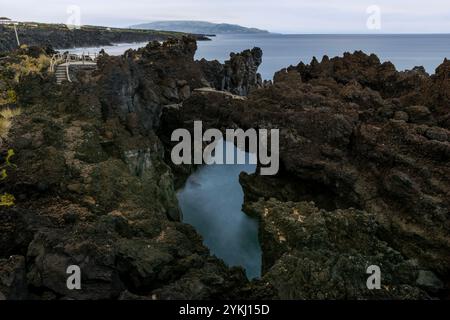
(0, 47), (52, 140)
(0, 107), (21, 138)
(0, 89), (16, 105)
(8, 52), (50, 82)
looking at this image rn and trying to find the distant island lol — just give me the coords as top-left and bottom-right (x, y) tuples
(130, 20), (270, 35)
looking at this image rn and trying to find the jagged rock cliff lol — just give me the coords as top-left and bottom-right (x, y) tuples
(160, 51), (450, 299)
(0, 39), (269, 300)
(199, 47), (263, 95)
(0, 39), (449, 300)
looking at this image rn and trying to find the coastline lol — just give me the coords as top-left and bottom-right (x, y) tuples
(0, 23), (210, 52)
(0, 35), (449, 300)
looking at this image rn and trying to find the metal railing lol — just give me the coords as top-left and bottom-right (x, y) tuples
(50, 53), (64, 72)
(50, 52), (99, 83)
(50, 52), (98, 70)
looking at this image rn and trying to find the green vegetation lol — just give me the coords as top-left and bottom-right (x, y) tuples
(0, 46), (50, 124)
(8, 50), (50, 82)
(0, 47), (51, 207)
(0, 107), (21, 138)
(0, 149), (16, 207)
(15, 21), (187, 38)
(0, 89), (17, 105)
(6, 89), (16, 103)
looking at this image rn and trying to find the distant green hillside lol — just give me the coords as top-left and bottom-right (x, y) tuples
(130, 21), (270, 34)
(0, 22), (203, 52)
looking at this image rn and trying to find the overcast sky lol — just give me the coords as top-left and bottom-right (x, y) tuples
(2, 0), (450, 33)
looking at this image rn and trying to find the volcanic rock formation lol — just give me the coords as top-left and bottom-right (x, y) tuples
(0, 38), (449, 300)
(160, 50), (450, 299)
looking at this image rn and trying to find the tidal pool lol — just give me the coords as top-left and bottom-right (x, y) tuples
(177, 139), (261, 279)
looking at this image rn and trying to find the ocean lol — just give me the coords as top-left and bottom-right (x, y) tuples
(67, 33), (450, 80)
(196, 33), (450, 80)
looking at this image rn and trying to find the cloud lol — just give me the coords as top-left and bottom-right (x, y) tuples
(1, 0), (450, 33)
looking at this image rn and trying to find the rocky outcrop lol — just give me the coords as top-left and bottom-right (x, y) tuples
(160, 51), (450, 299)
(294, 51), (449, 126)
(0, 255), (27, 300)
(1, 40), (449, 300)
(246, 199), (431, 299)
(95, 37), (262, 134)
(0, 41), (256, 300)
(237, 60), (450, 290)
(199, 47), (263, 95)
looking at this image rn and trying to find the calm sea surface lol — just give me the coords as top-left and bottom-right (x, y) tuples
(67, 33), (450, 80)
(176, 140), (260, 279)
(196, 33), (450, 80)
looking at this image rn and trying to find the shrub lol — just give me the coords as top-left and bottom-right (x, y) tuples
(0, 149), (16, 207)
(0, 107), (21, 138)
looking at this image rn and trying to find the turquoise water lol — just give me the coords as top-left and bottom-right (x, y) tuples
(176, 140), (261, 279)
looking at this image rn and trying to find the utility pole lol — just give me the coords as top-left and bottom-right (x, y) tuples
(13, 23), (20, 47)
